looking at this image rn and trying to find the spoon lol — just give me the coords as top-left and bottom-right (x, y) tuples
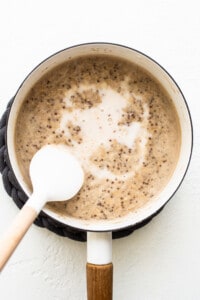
(0, 144), (84, 271)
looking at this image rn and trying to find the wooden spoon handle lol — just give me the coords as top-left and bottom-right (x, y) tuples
(86, 262), (113, 300)
(0, 205), (37, 271)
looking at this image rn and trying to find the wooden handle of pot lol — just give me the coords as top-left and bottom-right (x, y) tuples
(0, 205), (37, 272)
(86, 262), (113, 300)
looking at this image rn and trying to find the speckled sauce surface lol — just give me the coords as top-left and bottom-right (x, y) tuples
(15, 55), (181, 220)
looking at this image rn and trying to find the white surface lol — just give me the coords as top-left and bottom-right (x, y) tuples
(87, 232), (112, 264)
(0, 0), (199, 299)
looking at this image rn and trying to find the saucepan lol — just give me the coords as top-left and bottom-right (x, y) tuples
(5, 43), (193, 299)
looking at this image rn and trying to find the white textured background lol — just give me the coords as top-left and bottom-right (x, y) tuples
(0, 1), (199, 299)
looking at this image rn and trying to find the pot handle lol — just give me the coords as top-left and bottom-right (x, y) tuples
(87, 232), (113, 300)
(87, 262), (113, 300)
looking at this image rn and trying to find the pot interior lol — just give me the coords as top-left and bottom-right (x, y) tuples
(7, 43), (192, 232)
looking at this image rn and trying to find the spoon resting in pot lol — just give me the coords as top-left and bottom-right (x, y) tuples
(0, 144), (84, 272)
